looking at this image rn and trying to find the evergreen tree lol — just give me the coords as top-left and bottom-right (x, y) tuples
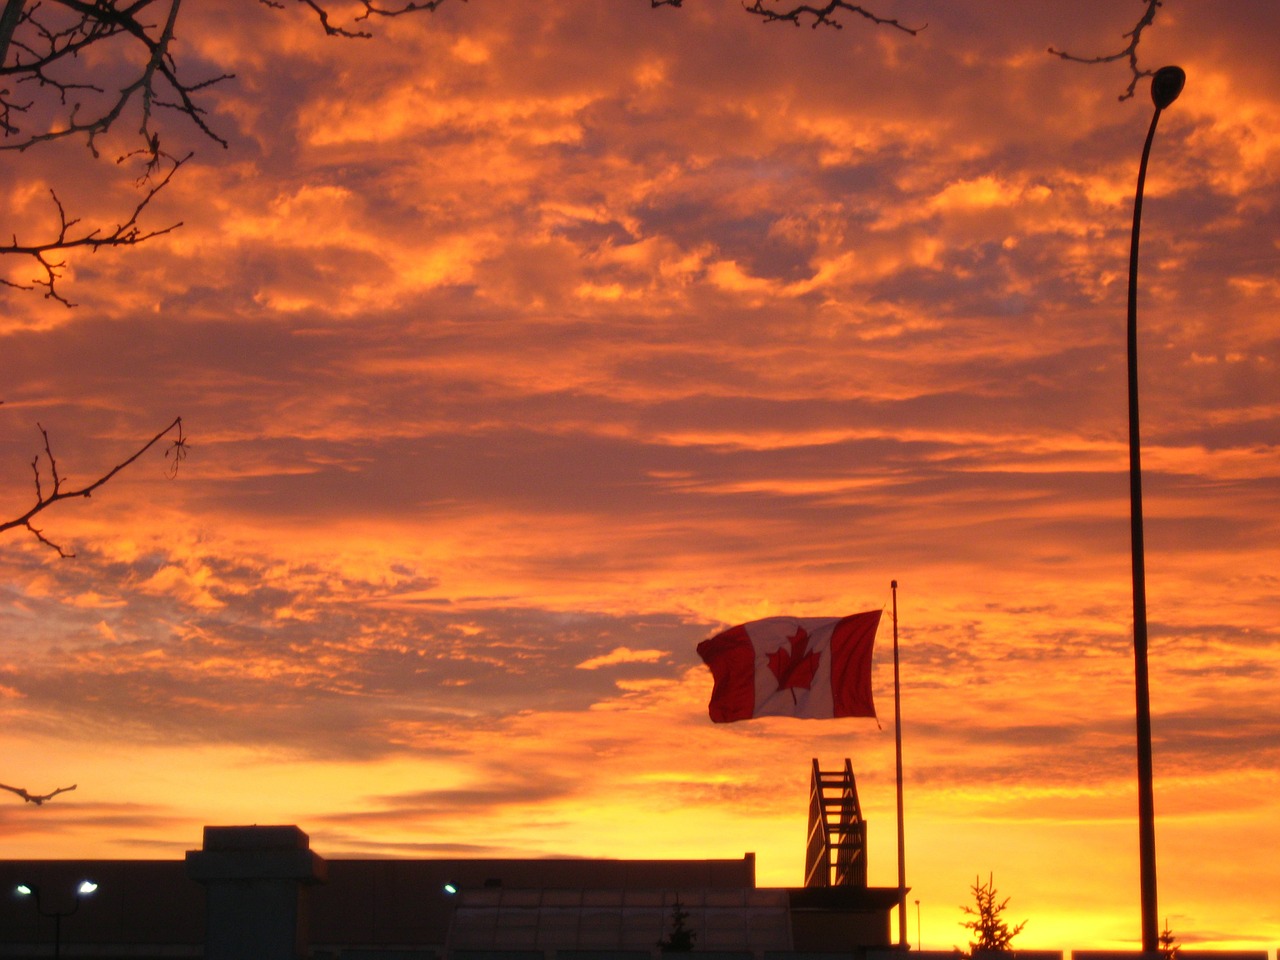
(959, 874), (1027, 955)
(658, 897), (696, 953)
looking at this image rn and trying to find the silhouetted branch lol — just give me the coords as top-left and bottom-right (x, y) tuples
(2, 1), (206, 303)
(1048, 0), (1163, 100)
(0, 415), (186, 558)
(261, 0), (458, 38)
(0, 0), (232, 157)
(1, 152), (187, 306)
(738, 1), (922, 33)
(0, 405), (186, 806)
(0, 781), (77, 805)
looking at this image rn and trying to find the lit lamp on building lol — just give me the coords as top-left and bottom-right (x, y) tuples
(15, 880), (98, 960)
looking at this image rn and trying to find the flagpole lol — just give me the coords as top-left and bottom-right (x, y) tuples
(892, 579), (907, 949)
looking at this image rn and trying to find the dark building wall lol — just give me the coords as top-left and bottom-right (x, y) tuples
(789, 909), (889, 952)
(187, 825), (327, 960)
(312, 856), (758, 949)
(1, 851), (759, 954)
(0, 859), (204, 952)
(787, 888), (900, 952)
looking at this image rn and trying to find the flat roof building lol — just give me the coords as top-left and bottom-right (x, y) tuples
(0, 824), (900, 959)
(1, 761), (905, 958)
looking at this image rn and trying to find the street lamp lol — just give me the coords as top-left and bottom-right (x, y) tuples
(14, 880), (99, 959)
(914, 899), (921, 951)
(1126, 63), (1185, 955)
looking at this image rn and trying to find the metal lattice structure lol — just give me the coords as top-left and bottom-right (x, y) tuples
(804, 758), (868, 888)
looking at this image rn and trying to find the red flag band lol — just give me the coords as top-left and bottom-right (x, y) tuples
(696, 611), (880, 723)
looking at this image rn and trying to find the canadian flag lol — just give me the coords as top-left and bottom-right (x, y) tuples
(696, 611), (880, 723)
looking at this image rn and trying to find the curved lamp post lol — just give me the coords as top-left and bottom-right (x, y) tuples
(1127, 63), (1185, 955)
(15, 880), (98, 959)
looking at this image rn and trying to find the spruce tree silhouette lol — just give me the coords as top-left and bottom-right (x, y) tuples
(658, 898), (696, 953)
(959, 874), (1026, 955)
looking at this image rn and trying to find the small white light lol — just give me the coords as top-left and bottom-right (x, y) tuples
(78, 881), (98, 895)
(443, 883), (458, 895)
(15, 884), (34, 896)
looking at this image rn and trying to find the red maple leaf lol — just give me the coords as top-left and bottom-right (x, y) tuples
(767, 625), (821, 700)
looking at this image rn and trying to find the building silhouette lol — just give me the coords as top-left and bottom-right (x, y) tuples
(0, 761), (903, 959)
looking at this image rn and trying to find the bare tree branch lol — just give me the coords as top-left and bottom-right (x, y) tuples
(1048, 0), (1163, 101)
(0, 781), (77, 804)
(0, 408), (186, 807)
(1, 0), (233, 156)
(260, 0), (460, 39)
(0, 415), (186, 557)
(1, 151), (187, 306)
(1, 1), (213, 303)
(738, 1), (923, 34)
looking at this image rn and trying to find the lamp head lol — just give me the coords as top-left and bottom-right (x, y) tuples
(15, 884), (34, 897)
(78, 880), (98, 896)
(1151, 66), (1186, 110)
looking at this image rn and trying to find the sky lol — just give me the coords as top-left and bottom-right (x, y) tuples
(1, 0), (1278, 950)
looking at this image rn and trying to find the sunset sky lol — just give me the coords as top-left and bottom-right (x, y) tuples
(2, 0), (1277, 950)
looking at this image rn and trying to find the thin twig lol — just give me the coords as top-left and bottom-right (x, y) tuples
(1, 416), (186, 557)
(1048, 0), (1163, 101)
